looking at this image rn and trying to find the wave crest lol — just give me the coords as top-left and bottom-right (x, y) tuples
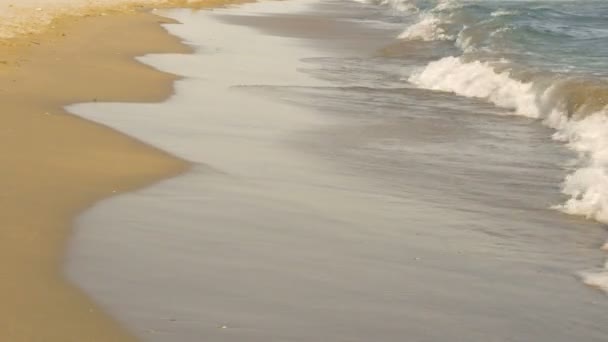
(408, 57), (541, 116)
(398, 12), (453, 41)
(409, 56), (608, 293)
(491, 9), (518, 17)
(0, 0), (215, 39)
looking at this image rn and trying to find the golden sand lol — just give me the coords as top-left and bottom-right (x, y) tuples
(0, 10), (195, 342)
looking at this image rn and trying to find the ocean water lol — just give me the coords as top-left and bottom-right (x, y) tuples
(65, 0), (608, 341)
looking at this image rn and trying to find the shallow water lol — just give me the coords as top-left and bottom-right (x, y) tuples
(67, 0), (608, 341)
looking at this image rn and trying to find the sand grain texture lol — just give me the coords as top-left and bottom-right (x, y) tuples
(0, 11), (191, 342)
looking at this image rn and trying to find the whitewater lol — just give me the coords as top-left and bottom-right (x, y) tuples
(48, 0), (607, 340)
(2, 0), (605, 339)
(352, 0), (608, 293)
(11, 2), (607, 293)
(0, 0), (215, 38)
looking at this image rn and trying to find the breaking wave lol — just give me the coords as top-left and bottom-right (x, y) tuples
(396, 0), (456, 42)
(409, 55), (608, 293)
(374, 0), (608, 294)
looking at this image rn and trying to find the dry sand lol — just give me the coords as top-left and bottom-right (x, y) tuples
(0, 0), (251, 38)
(0, 8), (200, 342)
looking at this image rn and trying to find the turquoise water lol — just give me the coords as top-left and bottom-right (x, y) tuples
(356, 0), (608, 288)
(362, 0), (608, 116)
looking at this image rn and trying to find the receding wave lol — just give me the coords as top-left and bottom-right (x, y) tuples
(408, 55), (608, 293)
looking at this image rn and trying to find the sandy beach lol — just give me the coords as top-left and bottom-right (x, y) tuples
(0, 9), (192, 342)
(65, 2), (608, 341)
(4, 0), (608, 341)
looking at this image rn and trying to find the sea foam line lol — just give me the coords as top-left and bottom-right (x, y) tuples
(408, 55), (608, 294)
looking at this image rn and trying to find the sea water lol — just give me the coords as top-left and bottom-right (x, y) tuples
(66, 1), (608, 341)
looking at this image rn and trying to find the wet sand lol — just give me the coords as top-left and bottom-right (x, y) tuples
(66, 2), (608, 341)
(0, 11), (191, 342)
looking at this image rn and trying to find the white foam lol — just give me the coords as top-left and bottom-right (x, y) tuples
(554, 113), (608, 294)
(379, 0), (418, 13)
(491, 9), (518, 17)
(0, 0), (212, 38)
(409, 55), (608, 294)
(354, 0), (418, 13)
(581, 263), (608, 295)
(408, 56), (540, 116)
(434, 0), (462, 11)
(398, 12), (452, 41)
(396, 0), (462, 42)
(554, 114), (608, 216)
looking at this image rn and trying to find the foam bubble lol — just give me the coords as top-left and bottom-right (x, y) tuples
(408, 56), (541, 116)
(381, 0), (418, 13)
(409, 55), (608, 293)
(581, 263), (608, 294)
(491, 9), (518, 17)
(434, 0), (462, 11)
(0, 0), (214, 39)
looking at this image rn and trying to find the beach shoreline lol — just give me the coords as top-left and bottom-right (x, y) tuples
(0, 9), (194, 341)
